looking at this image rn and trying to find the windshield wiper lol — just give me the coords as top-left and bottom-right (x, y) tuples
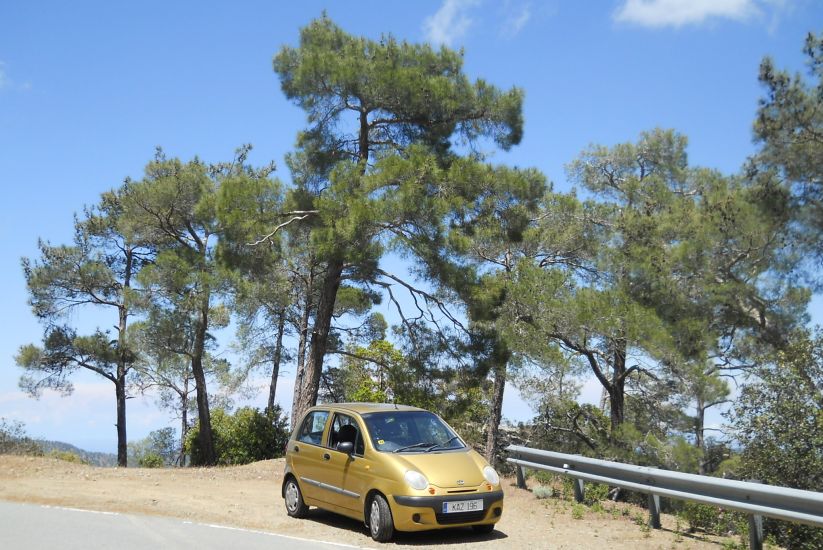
(393, 442), (435, 453)
(426, 436), (462, 452)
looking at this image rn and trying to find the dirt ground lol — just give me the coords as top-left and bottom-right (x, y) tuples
(0, 454), (737, 549)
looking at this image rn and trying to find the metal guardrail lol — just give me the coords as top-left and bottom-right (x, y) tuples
(506, 445), (823, 550)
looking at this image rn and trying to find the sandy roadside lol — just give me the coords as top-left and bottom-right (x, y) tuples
(0, 455), (730, 549)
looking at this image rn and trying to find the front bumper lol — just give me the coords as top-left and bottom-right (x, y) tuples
(390, 490), (504, 531)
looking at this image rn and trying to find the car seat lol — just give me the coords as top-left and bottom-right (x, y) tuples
(337, 424), (357, 448)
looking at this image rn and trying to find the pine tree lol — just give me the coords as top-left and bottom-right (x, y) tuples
(267, 16), (525, 422)
(17, 190), (150, 466)
(121, 147), (277, 465)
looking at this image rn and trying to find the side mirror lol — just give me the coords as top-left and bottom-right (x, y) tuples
(337, 441), (354, 455)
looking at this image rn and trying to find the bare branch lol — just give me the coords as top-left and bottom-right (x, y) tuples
(374, 268), (467, 333)
(247, 212), (318, 247)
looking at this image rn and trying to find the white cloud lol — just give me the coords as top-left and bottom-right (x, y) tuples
(501, 2), (532, 38)
(0, 61), (31, 92)
(614, 0), (761, 28)
(423, 0), (482, 47)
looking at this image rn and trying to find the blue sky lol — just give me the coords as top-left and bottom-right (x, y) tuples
(1, 0), (821, 453)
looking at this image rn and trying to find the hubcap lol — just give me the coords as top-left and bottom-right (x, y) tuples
(370, 500), (380, 535)
(285, 482), (299, 511)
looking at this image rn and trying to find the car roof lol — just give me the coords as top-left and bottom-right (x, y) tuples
(313, 402), (427, 415)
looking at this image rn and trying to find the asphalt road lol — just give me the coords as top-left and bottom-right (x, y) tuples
(0, 501), (358, 549)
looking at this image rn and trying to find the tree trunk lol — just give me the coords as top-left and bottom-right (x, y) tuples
(609, 337), (627, 434)
(191, 295), (216, 465)
(599, 386), (609, 414)
(696, 396), (706, 475)
(115, 378), (127, 467)
(179, 383), (188, 467)
(292, 108), (364, 424)
(484, 362), (507, 464)
(115, 250), (133, 468)
(293, 259), (343, 424)
(291, 278), (314, 427)
(482, 256), (514, 466)
(267, 309), (286, 414)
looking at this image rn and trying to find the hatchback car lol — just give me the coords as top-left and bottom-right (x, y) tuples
(282, 403), (503, 541)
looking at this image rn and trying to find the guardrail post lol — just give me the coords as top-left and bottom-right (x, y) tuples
(748, 514), (763, 550)
(573, 478), (585, 503)
(647, 494), (661, 529)
(746, 479), (764, 550)
(515, 465), (526, 489)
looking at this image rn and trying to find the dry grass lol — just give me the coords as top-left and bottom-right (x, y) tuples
(0, 454), (734, 549)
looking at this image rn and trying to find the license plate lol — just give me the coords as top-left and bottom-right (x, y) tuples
(442, 499), (483, 513)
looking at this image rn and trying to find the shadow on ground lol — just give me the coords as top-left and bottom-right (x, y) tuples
(658, 527), (727, 546)
(305, 509), (507, 546)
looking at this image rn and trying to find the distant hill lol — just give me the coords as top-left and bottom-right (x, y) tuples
(36, 440), (118, 467)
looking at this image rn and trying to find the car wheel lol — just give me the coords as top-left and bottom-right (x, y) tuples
(368, 494), (394, 542)
(284, 477), (309, 518)
(472, 524), (495, 535)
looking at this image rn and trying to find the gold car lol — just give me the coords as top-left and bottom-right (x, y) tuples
(282, 403), (503, 542)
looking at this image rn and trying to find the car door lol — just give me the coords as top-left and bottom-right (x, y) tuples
(323, 412), (374, 513)
(290, 409), (332, 504)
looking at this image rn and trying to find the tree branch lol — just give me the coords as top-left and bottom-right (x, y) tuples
(330, 349), (394, 371)
(247, 212), (318, 246)
(374, 268), (467, 333)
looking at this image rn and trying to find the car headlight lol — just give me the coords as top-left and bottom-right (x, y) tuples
(404, 470), (429, 490)
(483, 465), (500, 485)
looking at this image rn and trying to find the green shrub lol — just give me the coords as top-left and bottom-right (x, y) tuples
(128, 427), (179, 468)
(678, 502), (745, 536)
(0, 418), (43, 456)
(48, 450), (88, 464)
(557, 477), (611, 505)
(531, 470), (557, 485)
(532, 485), (554, 499)
(138, 453), (164, 468)
(727, 331), (823, 550)
(186, 406), (290, 466)
(583, 481), (610, 505)
(560, 476), (575, 500)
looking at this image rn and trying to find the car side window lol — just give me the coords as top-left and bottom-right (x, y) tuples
(297, 410), (329, 445)
(328, 413), (365, 456)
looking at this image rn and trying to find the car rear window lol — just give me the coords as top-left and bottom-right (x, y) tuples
(297, 410), (329, 445)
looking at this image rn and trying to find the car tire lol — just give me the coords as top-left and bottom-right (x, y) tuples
(284, 477), (309, 518)
(368, 494), (394, 542)
(472, 524), (495, 535)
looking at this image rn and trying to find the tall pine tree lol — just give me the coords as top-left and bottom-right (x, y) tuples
(267, 16), (525, 422)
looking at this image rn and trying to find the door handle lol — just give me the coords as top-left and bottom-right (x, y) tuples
(322, 453), (331, 461)
(293, 445), (299, 452)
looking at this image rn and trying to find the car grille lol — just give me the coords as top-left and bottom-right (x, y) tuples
(435, 510), (487, 525)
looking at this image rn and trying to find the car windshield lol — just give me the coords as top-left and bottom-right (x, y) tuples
(361, 411), (465, 453)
